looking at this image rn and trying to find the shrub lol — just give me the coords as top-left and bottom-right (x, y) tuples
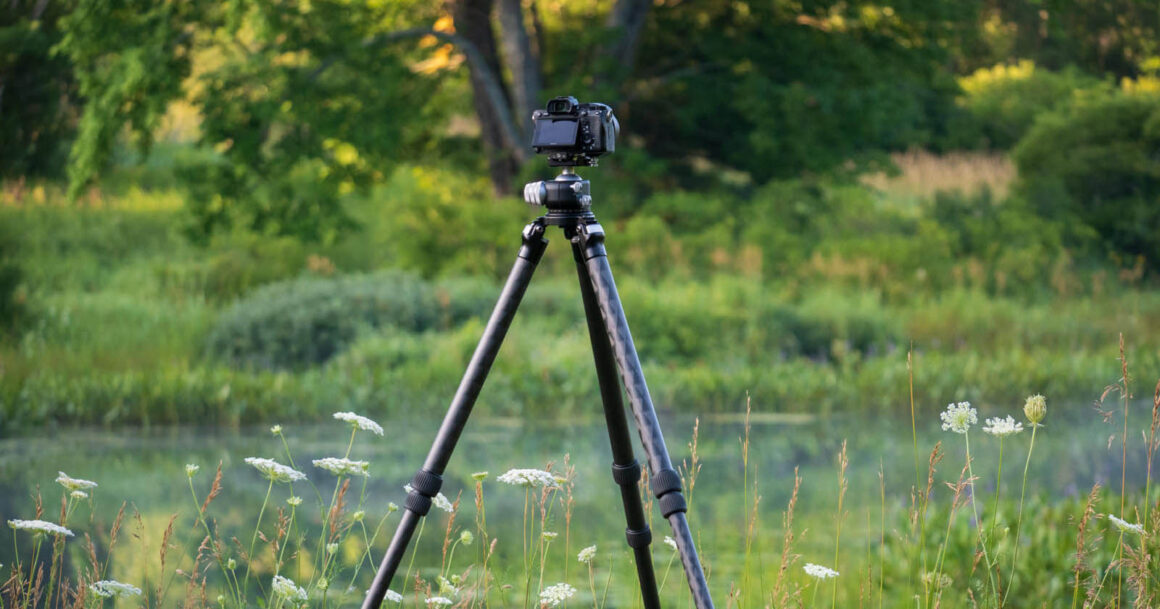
(951, 61), (1104, 149)
(205, 270), (493, 370)
(1013, 89), (1160, 268)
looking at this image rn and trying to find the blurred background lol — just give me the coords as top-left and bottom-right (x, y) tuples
(1, 0), (1160, 605)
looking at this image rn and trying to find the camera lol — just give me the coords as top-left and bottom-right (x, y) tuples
(531, 96), (619, 167)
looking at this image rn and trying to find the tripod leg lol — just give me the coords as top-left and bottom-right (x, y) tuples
(571, 239), (662, 609)
(362, 221), (548, 609)
(577, 222), (716, 609)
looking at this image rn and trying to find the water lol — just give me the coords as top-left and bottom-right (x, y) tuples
(0, 405), (1148, 606)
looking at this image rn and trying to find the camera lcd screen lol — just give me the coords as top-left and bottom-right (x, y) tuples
(532, 119), (579, 147)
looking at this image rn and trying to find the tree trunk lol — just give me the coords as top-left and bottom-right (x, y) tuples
(451, 0), (521, 195)
(497, 0), (541, 140)
(601, 0), (651, 83)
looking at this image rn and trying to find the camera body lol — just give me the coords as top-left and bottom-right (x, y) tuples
(531, 96), (618, 167)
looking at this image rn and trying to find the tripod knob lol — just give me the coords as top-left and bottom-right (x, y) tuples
(523, 181), (548, 206)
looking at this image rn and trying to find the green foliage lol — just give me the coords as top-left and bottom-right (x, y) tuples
(0, 1), (77, 179)
(1014, 89), (1160, 268)
(0, 223), (26, 335)
(949, 61), (1105, 149)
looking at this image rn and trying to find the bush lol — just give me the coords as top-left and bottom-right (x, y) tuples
(950, 61), (1104, 149)
(1014, 89), (1160, 268)
(205, 270), (493, 370)
(0, 223), (26, 335)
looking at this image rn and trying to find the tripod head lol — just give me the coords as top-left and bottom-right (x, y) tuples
(524, 96), (615, 221)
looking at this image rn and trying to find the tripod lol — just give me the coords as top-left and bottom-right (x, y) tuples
(362, 168), (714, 609)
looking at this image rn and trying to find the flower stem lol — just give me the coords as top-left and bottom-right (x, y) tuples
(964, 432), (999, 603)
(243, 480), (275, 596)
(1004, 424), (1038, 606)
(989, 438), (1004, 546)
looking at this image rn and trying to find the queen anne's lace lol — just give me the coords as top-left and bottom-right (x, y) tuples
(940, 402), (977, 434)
(272, 575), (307, 602)
(313, 457), (370, 477)
(538, 584), (576, 607)
(577, 545), (597, 564)
(497, 469), (560, 488)
(803, 563), (839, 579)
(1108, 514), (1145, 535)
(89, 580), (142, 598)
(8, 519), (73, 537)
(385, 590), (404, 603)
(55, 472), (97, 492)
(333, 412), (384, 436)
(424, 597), (453, 606)
(983, 415), (1023, 437)
(245, 458), (306, 483)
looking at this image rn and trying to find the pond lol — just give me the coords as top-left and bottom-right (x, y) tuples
(0, 403), (1148, 607)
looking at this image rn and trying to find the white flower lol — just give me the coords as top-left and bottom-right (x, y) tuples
(803, 563), (839, 580)
(185, 464), (200, 477)
(940, 402), (977, 434)
(983, 415), (1024, 438)
(70, 490), (88, 500)
(227, 558), (237, 570)
(1108, 514), (1146, 535)
(578, 545), (597, 564)
(385, 590), (404, 603)
(287, 496), (302, 506)
(244, 457), (306, 484)
(471, 471), (489, 481)
(270, 425), (283, 435)
(459, 530), (474, 545)
(663, 536), (678, 550)
(334, 411), (384, 436)
(313, 457), (370, 477)
(317, 577), (329, 591)
(55, 472), (97, 492)
(497, 468), (559, 489)
(542, 531), (558, 540)
(438, 576), (458, 596)
(539, 583), (576, 607)
(8, 519), (73, 537)
(271, 575), (307, 602)
(327, 543), (339, 555)
(353, 510), (365, 521)
(425, 597), (453, 606)
(89, 580), (142, 598)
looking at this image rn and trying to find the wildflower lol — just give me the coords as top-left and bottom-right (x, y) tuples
(8, 519), (73, 537)
(472, 471), (489, 481)
(333, 411), (384, 436)
(1024, 394), (1047, 426)
(425, 597), (453, 606)
(317, 577), (329, 591)
(459, 530), (474, 545)
(578, 545), (597, 564)
(244, 457), (306, 484)
(270, 425), (283, 435)
(940, 402), (977, 434)
(327, 543), (340, 555)
(1108, 514), (1145, 535)
(542, 531), (558, 541)
(287, 496), (302, 507)
(983, 416), (1023, 438)
(227, 558), (237, 570)
(89, 580), (142, 599)
(922, 571), (952, 589)
(185, 464), (200, 477)
(388, 502), (399, 513)
(539, 583), (577, 607)
(55, 472), (97, 492)
(497, 468), (559, 489)
(803, 563), (839, 580)
(272, 575), (307, 602)
(313, 457), (370, 477)
(353, 510), (365, 522)
(438, 576), (458, 597)
(216, 595), (225, 605)
(385, 590), (404, 603)
(70, 490), (88, 500)
(663, 536), (678, 550)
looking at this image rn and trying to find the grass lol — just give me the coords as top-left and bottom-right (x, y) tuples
(4, 356), (1160, 609)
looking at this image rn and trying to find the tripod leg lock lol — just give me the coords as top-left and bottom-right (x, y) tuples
(625, 526), (653, 548)
(404, 470), (444, 516)
(649, 468), (689, 518)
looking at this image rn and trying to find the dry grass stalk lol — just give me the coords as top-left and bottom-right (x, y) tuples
(201, 463), (223, 514)
(770, 468), (801, 608)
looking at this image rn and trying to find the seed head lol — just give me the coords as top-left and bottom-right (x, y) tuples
(1024, 394), (1047, 426)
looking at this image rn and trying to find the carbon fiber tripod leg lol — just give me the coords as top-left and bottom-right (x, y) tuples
(577, 222), (716, 609)
(571, 237), (662, 609)
(362, 221), (548, 609)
